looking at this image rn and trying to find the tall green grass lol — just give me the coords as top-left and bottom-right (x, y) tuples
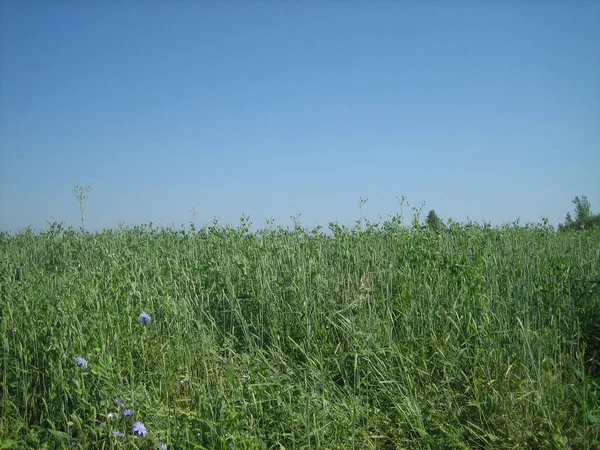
(1, 219), (599, 449)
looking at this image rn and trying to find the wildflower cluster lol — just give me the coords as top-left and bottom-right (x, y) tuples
(110, 396), (162, 444)
(73, 311), (166, 448)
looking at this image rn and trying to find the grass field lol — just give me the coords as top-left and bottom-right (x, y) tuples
(1, 218), (599, 449)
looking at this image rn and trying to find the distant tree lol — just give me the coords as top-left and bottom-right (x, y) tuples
(425, 209), (444, 231)
(560, 196), (600, 230)
(573, 196), (592, 223)
(585, 214), (600, 229)
(562, 212), (574, 230)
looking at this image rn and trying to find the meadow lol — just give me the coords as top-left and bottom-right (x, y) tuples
(1, 216), (599, 449)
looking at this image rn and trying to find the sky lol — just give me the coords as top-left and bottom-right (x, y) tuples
(1, 1), (599, 233)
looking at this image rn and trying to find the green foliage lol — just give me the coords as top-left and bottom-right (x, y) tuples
(574, 195), (592, 222)
(1, 220), (599, 448)
(560, 195), (600, 231)
(425, 209), (444, 231)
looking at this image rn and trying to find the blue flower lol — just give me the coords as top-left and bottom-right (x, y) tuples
(132, 421), (148, 437)
(114, 397), (126, 408)
(138, 311), (151, 324)
(122, 409), (134, 417)
(75, 357), (88, 369)
(160, 443), (167, 450)
(112, 430), (126, 438)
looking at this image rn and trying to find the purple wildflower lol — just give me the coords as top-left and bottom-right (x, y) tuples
(75, 357), (88, 369)
(122, 409), (134, 417)
(132, 421), (148, 437)
(112, 430), (126, 438)
(138, 311), (151, 324)
(114, 397), (126, 408)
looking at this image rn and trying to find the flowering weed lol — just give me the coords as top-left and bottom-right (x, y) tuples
(132, 421), (148, 437)
(75, 357), (88, 369)
(138, 311), (151, 324)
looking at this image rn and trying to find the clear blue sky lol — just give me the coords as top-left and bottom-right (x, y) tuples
(1, 1), (599, 232)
